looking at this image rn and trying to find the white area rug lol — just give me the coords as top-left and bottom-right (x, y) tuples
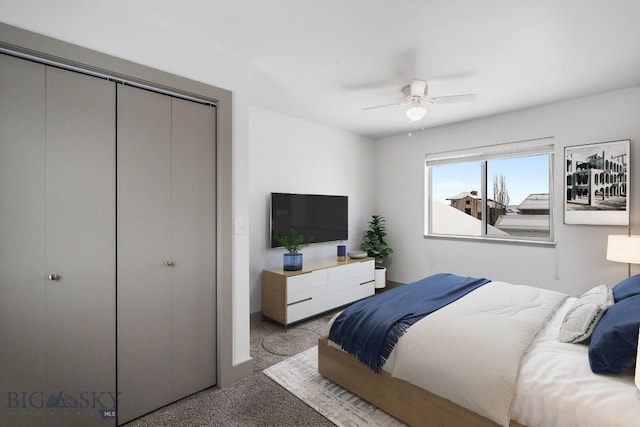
(264, 347), (405, 427)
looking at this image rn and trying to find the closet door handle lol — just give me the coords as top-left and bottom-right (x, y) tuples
(164, 261), (175, 267)
(48, 274), (61, 281)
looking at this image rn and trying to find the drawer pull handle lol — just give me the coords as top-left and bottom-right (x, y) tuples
(288, 297), (312, 306)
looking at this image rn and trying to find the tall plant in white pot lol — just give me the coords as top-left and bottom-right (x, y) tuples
(362, 215), (393, 289)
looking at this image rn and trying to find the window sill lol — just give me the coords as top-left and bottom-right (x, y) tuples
(424, 233), (557, 248)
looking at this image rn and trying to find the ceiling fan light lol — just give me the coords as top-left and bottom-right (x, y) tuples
(406, 105), (426, 121)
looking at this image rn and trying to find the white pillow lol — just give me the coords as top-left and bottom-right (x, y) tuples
(558, 284), (614, 344)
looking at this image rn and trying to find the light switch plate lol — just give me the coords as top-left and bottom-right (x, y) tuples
(234, 217), (245, 235)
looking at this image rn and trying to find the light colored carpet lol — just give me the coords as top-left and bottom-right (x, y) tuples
(264, 347), (406, 427)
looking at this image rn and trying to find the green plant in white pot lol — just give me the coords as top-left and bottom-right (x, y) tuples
(362, 215), (393, 288)
(275, 228), (313, 271)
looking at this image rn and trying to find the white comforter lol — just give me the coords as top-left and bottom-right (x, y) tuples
(387, 281), (566, 426)
(513, 297), (640, 427)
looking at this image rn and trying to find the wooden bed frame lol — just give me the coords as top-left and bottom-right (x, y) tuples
(318, 336), (526, 427)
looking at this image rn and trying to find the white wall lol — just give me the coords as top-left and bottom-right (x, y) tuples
(249, 106), (375, 313)
(376, 87), (640, 297)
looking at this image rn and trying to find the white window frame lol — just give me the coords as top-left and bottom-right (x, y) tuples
(424, 137), (555, 245)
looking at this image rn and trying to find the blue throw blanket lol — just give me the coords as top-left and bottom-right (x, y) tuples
(329, 273), (490, 373)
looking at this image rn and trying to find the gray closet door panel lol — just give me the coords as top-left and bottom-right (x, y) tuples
(0, 53), (47, 427)
(44, 66), (116, 427)
(170, 98), (217, 398)
(0, 55), (116, 427)
(117, 84), (173, 423)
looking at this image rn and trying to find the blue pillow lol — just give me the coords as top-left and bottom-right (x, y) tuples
(588, 294), (640, 374)
(612, 274), (640, 302)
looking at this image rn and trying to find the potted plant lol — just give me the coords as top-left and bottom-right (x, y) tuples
(362, 214), (393, 288)
(275, 228), (313, 271)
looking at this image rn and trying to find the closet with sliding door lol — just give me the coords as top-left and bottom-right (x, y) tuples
(0, 52), (217, 427)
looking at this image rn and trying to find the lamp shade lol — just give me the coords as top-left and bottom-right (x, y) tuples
(606, 235), (640, 264)
(406, 105), (426, 121)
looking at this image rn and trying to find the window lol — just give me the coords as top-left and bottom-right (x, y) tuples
(425, 138), (554, 243)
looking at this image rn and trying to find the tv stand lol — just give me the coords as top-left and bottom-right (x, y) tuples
(262, 257), (375, 325)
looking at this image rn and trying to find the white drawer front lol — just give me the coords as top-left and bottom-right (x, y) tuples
(327, 274), (374, 294)
(327, 280), (374, 309)
(287, 269), (327, 297)
(327, 260), (374, 283)
(287, 290), (327, 323)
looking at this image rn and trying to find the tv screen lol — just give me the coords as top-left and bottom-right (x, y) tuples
(270, 192), (348, 248)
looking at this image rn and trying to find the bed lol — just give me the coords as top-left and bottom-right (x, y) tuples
(317, 273), (640, 427)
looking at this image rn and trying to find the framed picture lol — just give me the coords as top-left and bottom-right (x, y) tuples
(564, 139), (630, 225)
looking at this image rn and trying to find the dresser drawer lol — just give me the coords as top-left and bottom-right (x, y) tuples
(287, 288), (327, 324)
(327, 273), (375, 294)
(287, 269), (327, 297)
(327, 279), (374, 309)
(327, 260), (374, 283)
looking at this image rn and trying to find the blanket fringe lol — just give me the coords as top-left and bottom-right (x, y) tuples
(378, 321), (411, 373)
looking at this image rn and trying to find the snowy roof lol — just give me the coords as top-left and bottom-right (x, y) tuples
(431, 201), (508, 236)
(517, 193), (549, 211)
(494, 214), (550, 232)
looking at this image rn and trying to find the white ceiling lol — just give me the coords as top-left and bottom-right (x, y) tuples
(7, 1), (640, 139)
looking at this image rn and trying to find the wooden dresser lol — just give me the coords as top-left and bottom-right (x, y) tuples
(262, 257), (375, 325)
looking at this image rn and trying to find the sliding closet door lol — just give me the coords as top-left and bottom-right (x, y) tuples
(0, 55), (116, 427)
(0, 53), (47, 427)
(171, 98), (217, 398)
(117, 85), (173, 423)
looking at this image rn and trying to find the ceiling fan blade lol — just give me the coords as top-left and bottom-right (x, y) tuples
(362, 101), (407, 111)
(431, 93), (477, 104)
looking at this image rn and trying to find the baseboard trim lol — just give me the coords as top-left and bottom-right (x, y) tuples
(250, 310), (264, 325)
(218, 357), (254, 388)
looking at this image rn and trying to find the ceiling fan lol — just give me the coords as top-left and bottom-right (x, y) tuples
(362, 79), (476, 121)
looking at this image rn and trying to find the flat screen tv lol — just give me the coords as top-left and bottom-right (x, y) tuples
(270, 192), (348, 248)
